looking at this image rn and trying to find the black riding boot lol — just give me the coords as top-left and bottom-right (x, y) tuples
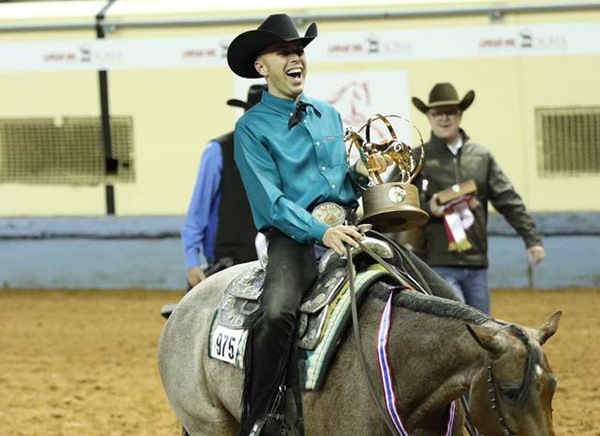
(240, 229), (317, 436)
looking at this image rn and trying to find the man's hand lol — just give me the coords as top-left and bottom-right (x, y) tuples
(429, 193), (444, 217)
(468, 196), (480, 210)
(526, 245), (546, 266)
(322, 225), (363, 256)
(356, 152), (394, 177)
(186, 266), (207, 287)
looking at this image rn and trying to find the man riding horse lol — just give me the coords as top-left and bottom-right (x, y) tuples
(227, 14), (462, 436)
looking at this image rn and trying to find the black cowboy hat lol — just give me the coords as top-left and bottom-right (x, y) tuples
(227, 84), (266, 110)
(412, 83), (475, 114)
(227, 14), (318, 79)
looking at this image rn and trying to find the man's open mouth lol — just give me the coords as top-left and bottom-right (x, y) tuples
(286, 68), (302, 79)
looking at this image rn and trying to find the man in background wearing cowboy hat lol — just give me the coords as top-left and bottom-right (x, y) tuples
(227, 13), (392, 436)
(181, 84), (264, 289)
(402, 82), (545, 314)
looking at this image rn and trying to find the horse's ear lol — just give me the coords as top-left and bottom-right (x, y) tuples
(534, 311), (562, 345)
(466, 324), (503, 356)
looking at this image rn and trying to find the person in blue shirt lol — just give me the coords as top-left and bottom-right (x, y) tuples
(227, 14), (392, 436)
(181, 85), (265, 289)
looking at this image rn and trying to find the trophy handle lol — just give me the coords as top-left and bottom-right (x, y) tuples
(361, 113), (399, 143)
(346, 114), (426, 185)
(408, 146), (425, 184)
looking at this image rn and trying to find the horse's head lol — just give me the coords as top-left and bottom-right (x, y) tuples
(466, 311), (562, 436)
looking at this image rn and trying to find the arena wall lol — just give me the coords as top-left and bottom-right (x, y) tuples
(1, 213), (599, 290)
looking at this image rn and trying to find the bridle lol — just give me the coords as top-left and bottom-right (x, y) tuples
(344, 232), (539, 436)
(484, 324), (537, 436)
(486, 362), (515, 436)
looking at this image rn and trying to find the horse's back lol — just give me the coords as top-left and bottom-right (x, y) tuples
(158, 262), (255, 436)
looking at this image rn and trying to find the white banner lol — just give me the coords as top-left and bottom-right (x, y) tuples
(308, 71), (412, 141)
(0, 36), (230, 72)
(313, 22), (598, 62)
(0, 21), (598, 72)
(309, 71), (412, 180)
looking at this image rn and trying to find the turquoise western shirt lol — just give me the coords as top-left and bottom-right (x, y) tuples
(234, 90), (368, 244)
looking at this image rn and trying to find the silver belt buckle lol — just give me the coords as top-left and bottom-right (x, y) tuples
(311, 202), (346, 227)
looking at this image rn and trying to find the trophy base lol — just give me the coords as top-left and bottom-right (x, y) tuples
(359, 182), (429, 233)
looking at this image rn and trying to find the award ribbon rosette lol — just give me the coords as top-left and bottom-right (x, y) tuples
(345, 114), (429, 233)
(436, 180), (477, 252)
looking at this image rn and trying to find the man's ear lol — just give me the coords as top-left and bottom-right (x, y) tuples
(254, 59), (268, 78)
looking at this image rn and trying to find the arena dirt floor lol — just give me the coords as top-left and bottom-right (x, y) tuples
(0, 286), (598, 436)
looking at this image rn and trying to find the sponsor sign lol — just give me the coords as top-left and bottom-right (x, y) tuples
(0, 22), (597, 72)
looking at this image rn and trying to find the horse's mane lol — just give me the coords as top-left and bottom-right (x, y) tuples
(368, 282), (541, 399)
(368, 282), (490, 325)
(368, 281), (541, 401)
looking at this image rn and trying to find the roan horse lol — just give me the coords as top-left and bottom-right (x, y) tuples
(158, 261), (561, 436)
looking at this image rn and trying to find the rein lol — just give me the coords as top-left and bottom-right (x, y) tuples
(346, 243), (400, 436)
(344, 230), (536, 436)
(485, 324), (536, 436)
(486, 363), (514, 436)
(345, 239), (457, 436)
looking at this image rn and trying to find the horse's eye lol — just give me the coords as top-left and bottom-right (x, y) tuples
(501, 387), (521, 402)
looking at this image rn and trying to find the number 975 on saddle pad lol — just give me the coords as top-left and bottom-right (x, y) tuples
(209, 324), (247, 365)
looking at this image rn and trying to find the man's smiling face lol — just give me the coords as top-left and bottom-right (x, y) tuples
(254, 42), (307, 100)
(426, 105), (462, 143)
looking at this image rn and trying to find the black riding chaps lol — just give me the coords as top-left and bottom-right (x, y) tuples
(240, 229), (318, 436)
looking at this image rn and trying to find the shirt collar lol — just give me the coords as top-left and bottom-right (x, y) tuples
(429, 128), (469, 153)
(260, 89), (307, 116)
(446, 135), (463, 155)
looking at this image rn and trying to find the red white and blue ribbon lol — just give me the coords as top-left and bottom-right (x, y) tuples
(377, 292), (457, 436)
(441, 194), (475, 252)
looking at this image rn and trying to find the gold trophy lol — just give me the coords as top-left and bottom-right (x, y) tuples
(345, 114), (429, 232)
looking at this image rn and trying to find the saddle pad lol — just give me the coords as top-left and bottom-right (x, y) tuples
(208, 265), (390, 390)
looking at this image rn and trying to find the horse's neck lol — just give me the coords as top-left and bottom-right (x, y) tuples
(381, 299), (490, 427)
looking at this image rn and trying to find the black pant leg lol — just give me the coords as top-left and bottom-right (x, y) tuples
(242, 229), (317, 433)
